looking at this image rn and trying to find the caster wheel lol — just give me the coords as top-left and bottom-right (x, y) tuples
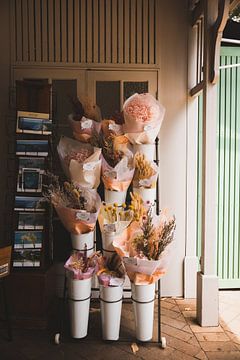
(55, 333), (60, 345)
(161, 336), (166, 349)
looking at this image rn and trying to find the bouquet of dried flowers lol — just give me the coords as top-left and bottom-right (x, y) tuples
(99, 202), (133, 234)
(99, 119), (134, 194)
(133, 152), (159, 189)
(99, 192), (146, 233)
(101, 152), (134, 193)
(97, 253), (125, 287)
(64, 250), (101, 280)
(57, 136), (102, 189)
(123, 93), (165, 144)
(131, 208), (176, 261)
(43, 174), (101, 235)
(98, 193), (147, 260)
(113, 207), (176, 285)
(68, 97), (101, 144)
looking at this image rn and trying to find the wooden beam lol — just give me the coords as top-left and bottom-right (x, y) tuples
(210, 0), (230, 83)
(189, 81), (204, 97)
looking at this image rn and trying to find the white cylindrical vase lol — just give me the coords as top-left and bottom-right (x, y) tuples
(68, 276), (92, 339)
(102, 232), (116, 259)
(71, 231), (95, 256)
(133, 144), (155, 161)
(131, 282), (156, 342)
(100, 285), (123, 341)
(133, 187), (156, 207)
(104, 189), (127, 205)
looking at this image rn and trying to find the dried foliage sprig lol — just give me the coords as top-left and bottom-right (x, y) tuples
(43, 173), (95, 211)
(129, 192), (146, 222)
(102, 134), (125, 167)
(101, 202), (133, 223)
(132, 208), (176, 260)
(134, 153), (156, 180)
(98, 253), (125, 279)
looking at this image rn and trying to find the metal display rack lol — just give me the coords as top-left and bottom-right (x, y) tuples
(6, 83), (54, 269)
(54, 138), (167, 349)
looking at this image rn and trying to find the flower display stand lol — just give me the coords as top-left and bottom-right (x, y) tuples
(54, 137), (166, 349)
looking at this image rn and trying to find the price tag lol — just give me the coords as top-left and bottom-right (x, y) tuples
(109, 123), (121, 132)
(103, 223), (116, 233)
(144, 124), (153, 131)
(105, 170), (118, 179)
(81, 118), (93, 129)
(76, 211), (90, 221)
(109, 277), (124, 287)
(123, 257), (137, 266)
(83, 162), (97, 171)
(139, 179), (150, 187)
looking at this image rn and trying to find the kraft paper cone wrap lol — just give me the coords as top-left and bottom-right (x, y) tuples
(57, 136), (94, 177)
(57, 136), (102, 189)
(64, 253), (95, 280)
(52, 188), (101, 235)
(124, 123), (161, 145)
(101, 155), (134, 191)
(102, 177), (131, 192)
(54, 206), (97, 234)
(68, 114), (101, 143)
(127, 269), (166, 285)
(113, 219), (173, 285)
(69, 150), (102, 189)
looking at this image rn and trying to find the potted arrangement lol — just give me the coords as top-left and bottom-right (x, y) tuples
(113, 207), (176, 341)
(64, 251), (98, 338)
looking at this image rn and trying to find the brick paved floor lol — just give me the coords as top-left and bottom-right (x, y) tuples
(0, 292), (240, 360)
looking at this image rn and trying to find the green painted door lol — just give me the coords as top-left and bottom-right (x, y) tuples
(196, 47), (240, 289)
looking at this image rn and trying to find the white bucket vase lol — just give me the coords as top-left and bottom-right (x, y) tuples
(102, 232), (116, 259)
(104, 189), (127, 205)
(131, 282), (156, 342)
(133, 144), (155, 161)
(133, 187), (156, 207)
(100, 285), (123, 340)
(68, 276), (92, 339)
(71, 231), (95, 256)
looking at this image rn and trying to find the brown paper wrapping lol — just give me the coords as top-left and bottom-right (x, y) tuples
(102, 176), (132, 192)
(127, 269), (166, 285)
(55, 206), (96, 234)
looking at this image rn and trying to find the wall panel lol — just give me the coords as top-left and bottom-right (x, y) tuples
(11, 0), (158, 65)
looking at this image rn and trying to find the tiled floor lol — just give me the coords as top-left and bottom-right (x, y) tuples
(0, 292), (240, 360)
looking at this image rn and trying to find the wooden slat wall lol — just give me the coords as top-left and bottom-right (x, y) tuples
(217, 47), (240, 288)
(11, 0), (157, 65)
(197, 47), (240, 288)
